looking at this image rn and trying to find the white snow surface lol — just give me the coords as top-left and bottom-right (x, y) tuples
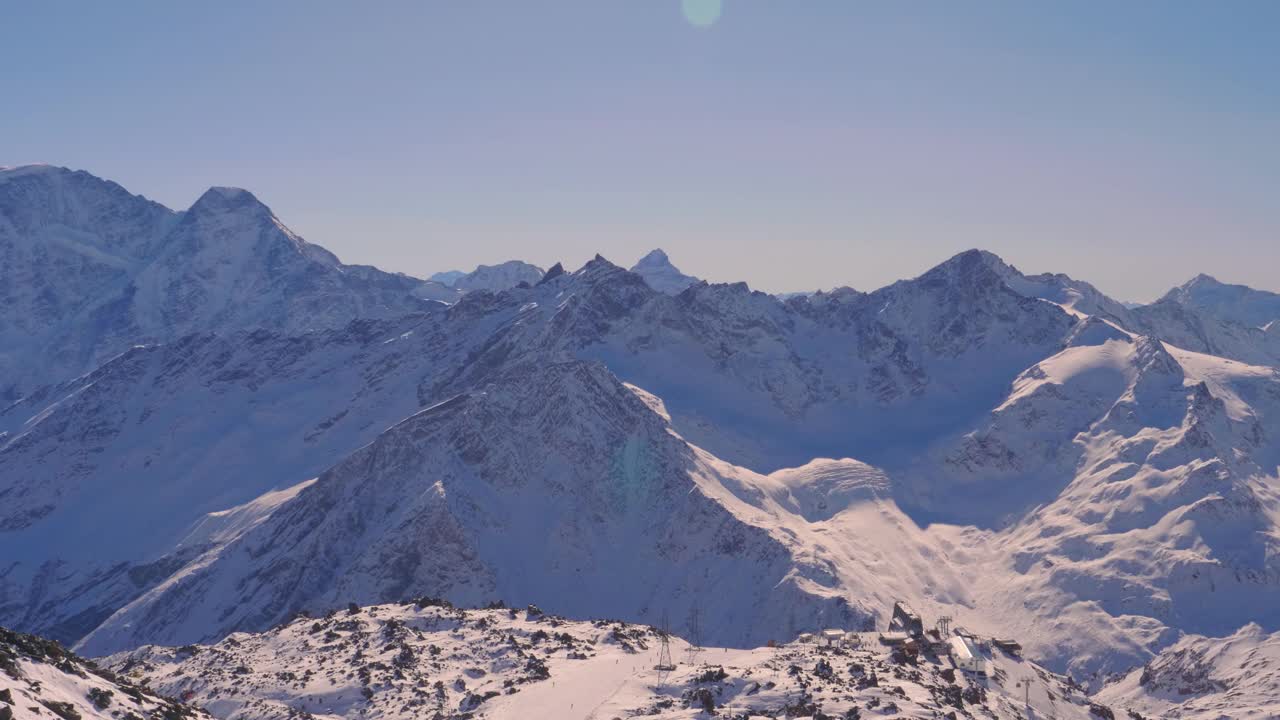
(450, 260), (544, 292)
(105, 601), (1118, 720)
(1097, 623), (1280, 719)
(4, 167), (1280, 716)
(1159, 273), (1280, 330)
(0, 626), (210, 720)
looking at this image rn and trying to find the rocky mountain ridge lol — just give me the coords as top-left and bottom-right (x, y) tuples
(3, 168), (1280, 711)
(105, 600), (1121, 720)
(0, 166), (427, 402)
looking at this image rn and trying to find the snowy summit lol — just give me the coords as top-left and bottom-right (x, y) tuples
(2, 169), (1280, 720)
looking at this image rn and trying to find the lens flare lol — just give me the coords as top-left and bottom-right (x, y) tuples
(681, 0), (722, 28)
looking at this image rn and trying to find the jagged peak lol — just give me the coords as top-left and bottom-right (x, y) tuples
(537, 262), (566, 284)
(187, 185), (272, 217)
(886, 249), (1025, 302)
(1185, 272), (1224, 288)
(632, 247), (673, 267)
(1132, 335), (1181, 375)
(629, 247), (699, 294)
(574, 253), (624, 277)
(1159, 273), (1238, 303)
(927, 248), (1017, 277)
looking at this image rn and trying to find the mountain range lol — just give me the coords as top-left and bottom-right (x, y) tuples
(3, 165), (1280, 716)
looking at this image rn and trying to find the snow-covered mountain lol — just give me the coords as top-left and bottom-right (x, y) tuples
(73, 358), (861, 655)
(5, 239), (1276, 685)
(1160, 273), (1280, 330)
(427, 269), (466, 286)
(0, 165), (428, 401)
(5, 167), (1280, 714)
(449, 260), (544, 292)
(417, 260), (544, 302)
(0, 625), (210, 720)
(0, 316), (454, 644)
(1097, 623), (1280, 719)
(1106, 273), (1280, 368)
(595, 249), (1076, 471)
(928, 332), (1280, 676)
(104, 601), (1121, 720)
(629, 248), (699, 294)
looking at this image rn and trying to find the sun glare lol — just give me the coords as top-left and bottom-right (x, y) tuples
(681, 0), (722, 28)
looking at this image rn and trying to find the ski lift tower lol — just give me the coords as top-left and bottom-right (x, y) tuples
(654, 611), (676, 686)
(936, 615), (953, 638)
(685, 604), (704, 665)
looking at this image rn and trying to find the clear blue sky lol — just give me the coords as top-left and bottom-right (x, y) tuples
(4, 1), (1277, 299)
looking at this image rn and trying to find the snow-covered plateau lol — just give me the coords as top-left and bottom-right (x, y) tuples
(4, 166), (1280, 717)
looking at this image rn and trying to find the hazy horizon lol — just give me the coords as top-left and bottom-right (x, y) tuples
(6, 1), (1278, 301)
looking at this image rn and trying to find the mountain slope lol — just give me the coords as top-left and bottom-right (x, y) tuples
(629, 248), (699, 294)
(1160, 274), (1280, 330)
(0, 316), (458, 644)
(1, 626), (210, 720)
(594, 249), (1077, 472)
(0, 166), (173, 401)
(105, 601), (1115, 720)
(450, 260), (544, 292)
(415, 261), (544, 303)
(77, 360), (862, 656)
(1097, 623), (1280, 719)
(1127, 298), (1280, 368)
(920, 330), (1280, 677)
(6, 191), (1280, 701)
(0, 166), (428, 400)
